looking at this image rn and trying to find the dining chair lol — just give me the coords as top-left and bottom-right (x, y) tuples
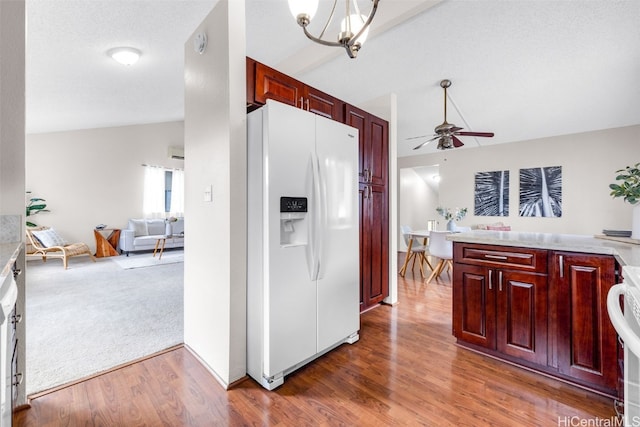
(426, 230), (453, 284)
(399, 225), (433, 278)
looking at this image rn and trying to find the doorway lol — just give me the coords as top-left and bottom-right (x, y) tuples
(398, 164), (440, 251)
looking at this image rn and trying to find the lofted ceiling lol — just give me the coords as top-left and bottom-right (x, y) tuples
(26, 0), (640, 157)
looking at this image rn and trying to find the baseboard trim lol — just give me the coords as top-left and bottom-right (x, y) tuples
(183, 344), (245, 390)
(27, 344), (184, 401)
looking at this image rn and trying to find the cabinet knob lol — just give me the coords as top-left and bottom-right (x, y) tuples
(11, 313), (22, 325)
(488, 269), (493, 290)
(498, 271), (503, 292)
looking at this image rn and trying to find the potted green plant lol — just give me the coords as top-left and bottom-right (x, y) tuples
(26, 192), (49, 227)
(609, 162), (640, 239)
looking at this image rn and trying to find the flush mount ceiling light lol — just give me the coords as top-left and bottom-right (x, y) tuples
(107, 47), (141, 66)
(288, 0), (379, 59)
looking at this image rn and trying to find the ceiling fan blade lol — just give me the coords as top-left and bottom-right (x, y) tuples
(413, 136), (439, 150)
(450, 126), (464, 132)
(455, 131), (494, 137)
(452, 135), (465, 148)
(406, 134), (433, 141)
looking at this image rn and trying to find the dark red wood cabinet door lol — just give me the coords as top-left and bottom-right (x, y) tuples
(367, 115), (388, 187)
(496, 270), (548, 365)
(358, 184), (369, 309)
(366, 184), (388, 306)
(254, 62), (302, 108)
(453, 263), (496, 349)
(359, 184), (388, 311)
(551, 251), (617, 394)
(246, 57), (256, 107)
(344, 104), (388, 188)
(304, 86), (344, 122)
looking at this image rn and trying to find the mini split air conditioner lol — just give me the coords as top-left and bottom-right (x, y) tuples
(168, 146), (184, 160)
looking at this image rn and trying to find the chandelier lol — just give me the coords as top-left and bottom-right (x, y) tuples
(288, 0), (380, 58)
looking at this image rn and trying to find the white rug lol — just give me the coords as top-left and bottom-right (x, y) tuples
(111, 249), (183, 269)
(26, 255), (183, 394)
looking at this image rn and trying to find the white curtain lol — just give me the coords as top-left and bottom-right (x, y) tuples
(170, 169), (185, 217)
(143, 165), (166, 218)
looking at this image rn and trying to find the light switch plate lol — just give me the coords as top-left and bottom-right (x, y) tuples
(204, 185), (213, 202)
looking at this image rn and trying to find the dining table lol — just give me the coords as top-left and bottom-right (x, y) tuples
(399, 229), (433, 279)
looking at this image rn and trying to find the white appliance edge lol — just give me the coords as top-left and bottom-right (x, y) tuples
(247, 100), (360, 390)
(607, 266), (640, 424)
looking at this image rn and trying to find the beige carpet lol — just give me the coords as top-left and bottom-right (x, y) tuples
(25, 253), (183, 394)
(111, 249), (184, 269)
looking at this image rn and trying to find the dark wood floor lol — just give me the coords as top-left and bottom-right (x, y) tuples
(15, 261), (616, 426)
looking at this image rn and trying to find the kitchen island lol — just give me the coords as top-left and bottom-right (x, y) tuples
(448, 231), (640, 399)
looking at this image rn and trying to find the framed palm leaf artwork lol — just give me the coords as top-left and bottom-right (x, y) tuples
(474, 171), (509, 216)
(519, 166), (562, 217)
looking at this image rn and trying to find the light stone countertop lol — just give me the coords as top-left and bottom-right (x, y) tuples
(447, 230), (640, 268)
(0, 242), (23, 282)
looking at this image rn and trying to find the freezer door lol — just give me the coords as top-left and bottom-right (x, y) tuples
(314, 115), (360, 351)
(263, 100), (317, 376)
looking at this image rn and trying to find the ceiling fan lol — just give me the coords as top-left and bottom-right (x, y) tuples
(411, 79), (494, 150)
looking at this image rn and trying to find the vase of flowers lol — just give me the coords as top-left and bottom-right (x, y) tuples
(436, 206), (468, 231)
(609, 163), (640, 239)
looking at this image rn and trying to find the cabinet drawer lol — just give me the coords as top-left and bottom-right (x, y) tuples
(454, 243), (547, 273)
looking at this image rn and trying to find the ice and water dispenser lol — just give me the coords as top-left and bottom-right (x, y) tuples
(280, 196), (308, 246)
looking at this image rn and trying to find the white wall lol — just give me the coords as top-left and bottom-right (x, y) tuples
(398, 125), (640, 235)
(183, 0), (247, 387)
(26, 122), (185, 249)
(0, 0), (26, 221)
(398, 168), (439, 250)
(0, 0), (27, 409)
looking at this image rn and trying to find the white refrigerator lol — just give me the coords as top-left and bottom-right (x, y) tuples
(247, 100), (360, 390)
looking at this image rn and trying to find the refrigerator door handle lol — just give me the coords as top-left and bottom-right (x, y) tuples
(310, 152), (322, 280)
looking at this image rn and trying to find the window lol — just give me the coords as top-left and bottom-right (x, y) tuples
(143, 165), (184, 218)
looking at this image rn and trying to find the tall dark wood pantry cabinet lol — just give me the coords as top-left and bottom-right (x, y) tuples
(346, 104), (389, 311)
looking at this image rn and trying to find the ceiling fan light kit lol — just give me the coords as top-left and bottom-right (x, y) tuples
(413, 79), (495, 151)
(287, 0), (379, 59)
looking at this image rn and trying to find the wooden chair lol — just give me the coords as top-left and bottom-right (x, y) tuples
(26, 227), (96, 269)
(399, 225), (433, 278)
(426, 231), (453, 284)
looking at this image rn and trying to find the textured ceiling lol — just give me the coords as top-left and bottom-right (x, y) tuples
(26, 0), (640, 158)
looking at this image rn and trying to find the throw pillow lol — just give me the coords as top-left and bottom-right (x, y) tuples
(32, 228), (67, 248)
(129, 219), (148, 237)
(486, 225), (511, 231)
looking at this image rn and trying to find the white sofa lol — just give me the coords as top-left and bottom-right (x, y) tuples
(119, 218), (184, 256)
